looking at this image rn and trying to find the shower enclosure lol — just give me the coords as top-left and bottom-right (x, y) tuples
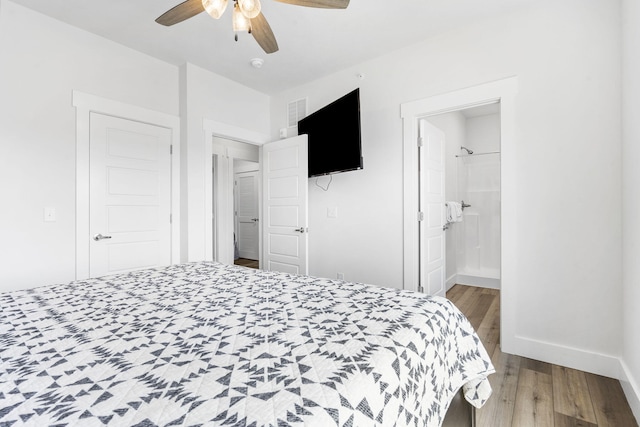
(428, 103), (501, 290)
(455, 148), (501, 288)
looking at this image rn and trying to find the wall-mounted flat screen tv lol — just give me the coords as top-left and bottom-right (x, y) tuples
(298, 88), (363, 178)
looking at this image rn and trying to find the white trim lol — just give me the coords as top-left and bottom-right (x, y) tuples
(203, 119), (269, 266)
(454, 274), (501, 290)
(401, 76), (519, 353)
(72, 91), (181, 280)
(513, 335), (623, 380)
(620, 361), (640, 423)
(446, 274), (458, 292)
(447, 273), (501, 291)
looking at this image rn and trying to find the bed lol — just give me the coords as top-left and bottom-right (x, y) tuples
(0, 262), (494, 426)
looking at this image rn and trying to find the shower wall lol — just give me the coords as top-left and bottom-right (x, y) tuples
(457, 113), (501, 287)
(427, 109), (501, 290)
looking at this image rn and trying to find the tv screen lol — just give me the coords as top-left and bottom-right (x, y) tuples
(298, 88), (363, 178)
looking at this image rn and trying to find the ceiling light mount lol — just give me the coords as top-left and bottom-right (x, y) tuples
(250, 58), (264, 68)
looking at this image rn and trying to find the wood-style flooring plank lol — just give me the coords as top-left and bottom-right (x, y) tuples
(474, 293), (500, 357)
(464, 292), (495, 330)
(552, 365), (598, 424)
(585, 372), (639, 427)
(445, 283), (465, 302)
(446, 284), (639, 427)
(234, 258), (259, 269)
(554, 412), (598, 427)
(449, 285), (483, 318)
(521, 357), (553, 376)
(512, 368), (555, 427)
(476, 346), (520, 427)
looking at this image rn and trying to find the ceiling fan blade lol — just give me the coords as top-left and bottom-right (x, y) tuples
(273, 0), (349, 9)
(251, 13), (279, 54)
(156, 0), (205, 26)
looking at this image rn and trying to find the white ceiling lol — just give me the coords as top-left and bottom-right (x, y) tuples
(10, 0), (542, 95)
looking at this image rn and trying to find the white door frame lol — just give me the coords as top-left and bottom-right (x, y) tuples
(401, 76), (518, 353)
(203, 119), (270, 265)
(73, 91), (181, 281)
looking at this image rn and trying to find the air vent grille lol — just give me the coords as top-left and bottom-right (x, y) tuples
(287, 98), (307, 128)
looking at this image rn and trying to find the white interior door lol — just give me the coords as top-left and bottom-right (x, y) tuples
(89, 113), (172, 277)
(419, 119), (446, 296)
(262, 135), (308, 275)
(235, 170), (259, 260)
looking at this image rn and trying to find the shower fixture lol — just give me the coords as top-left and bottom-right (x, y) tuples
(460, 146), (474, 155)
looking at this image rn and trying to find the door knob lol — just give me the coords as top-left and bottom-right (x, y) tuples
(252, 218), (259, 222)
(93, 233), (112, 241)
(294, 227), (307, 233)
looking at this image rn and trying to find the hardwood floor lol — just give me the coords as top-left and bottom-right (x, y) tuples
(446, 284), (638, 427)
(234, 258), (259, 269)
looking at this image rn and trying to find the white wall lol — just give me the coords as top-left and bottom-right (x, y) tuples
(460, 113), (501, 281)
(0, 1), (179, 292)
(234, 159), (260, 173)
(622, 0), (640, 420)
(179, 63), (270, 262)
(296, 82), (403, 287)
(271, 0), (622, 375)
(466, 114), (500, 154)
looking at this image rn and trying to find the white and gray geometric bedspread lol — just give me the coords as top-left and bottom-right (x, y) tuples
(0, 262), (494, 427)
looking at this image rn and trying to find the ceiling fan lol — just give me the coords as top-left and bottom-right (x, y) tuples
(156, 0), (350, 54)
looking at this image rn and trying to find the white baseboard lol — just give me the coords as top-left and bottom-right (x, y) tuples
(446, 275), (457, 291)
(506, 335), (623, 380)
(447, 273), (500, 290)
(447, 274), (638, 422)
(506, 336), (639, 424)
(620, 360), (640, 424)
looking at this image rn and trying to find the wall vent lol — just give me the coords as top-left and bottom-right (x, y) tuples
(287, 98), (307, 128)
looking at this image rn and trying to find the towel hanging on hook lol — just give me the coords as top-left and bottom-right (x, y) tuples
(445, 202), (463, 223)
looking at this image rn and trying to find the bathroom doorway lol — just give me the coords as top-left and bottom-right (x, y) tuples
(426, 103), (501, 290)
(400, 76), (518, 353)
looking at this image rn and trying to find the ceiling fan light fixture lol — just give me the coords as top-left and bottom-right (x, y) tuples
(232, 2), (251, 32)
(202, 0), (228, 19)
(238, 0), (261, 19)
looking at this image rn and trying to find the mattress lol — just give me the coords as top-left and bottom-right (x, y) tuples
(0, 262), (494, 426)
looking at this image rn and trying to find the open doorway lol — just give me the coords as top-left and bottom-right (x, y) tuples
(233, 159), (260, 269)
(401, 76), (518, 354)
(210, 136), (260, 267)
(204, 122), (309, 274)
(426, 103), (501, 291)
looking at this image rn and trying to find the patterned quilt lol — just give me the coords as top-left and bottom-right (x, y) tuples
(0, 262), (494, 427)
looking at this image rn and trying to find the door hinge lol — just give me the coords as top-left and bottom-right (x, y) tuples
(417, 136), (424, 147)
(417, 211), (425, 221)
(169, 213), (172, 224)
(170, 145), (173, 155)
